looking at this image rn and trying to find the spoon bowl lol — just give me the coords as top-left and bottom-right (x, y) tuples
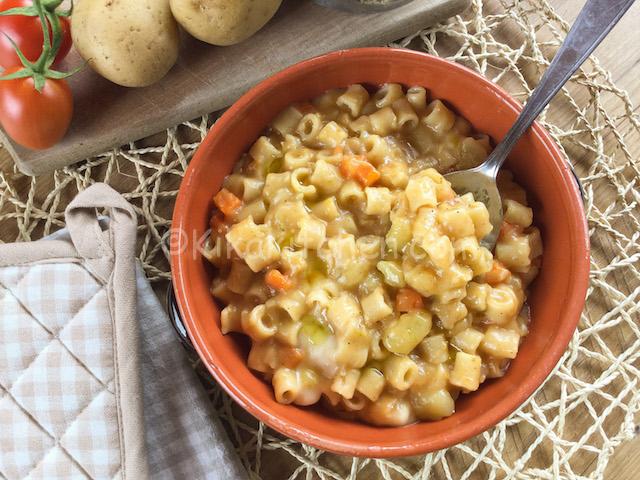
(444, 0), (634, 250)
(444, 165), (503, 249)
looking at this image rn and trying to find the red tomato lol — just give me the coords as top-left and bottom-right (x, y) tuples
(0, 0), (72, 68)
(0, 66), (73, 149)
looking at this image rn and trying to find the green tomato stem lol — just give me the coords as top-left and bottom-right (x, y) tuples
(44, 10), (62, 70)
(33, 72), (46, 91)
(32, 0), (51, 74)
(41, 0), (64, 10)
(0, 69), (32, 80)
(0, 6), (38, 16)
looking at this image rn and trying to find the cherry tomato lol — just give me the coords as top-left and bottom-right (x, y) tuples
(0, 66), (73, 150)
(0, 0), (72, 68)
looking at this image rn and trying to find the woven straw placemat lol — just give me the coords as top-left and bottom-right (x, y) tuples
(1, 0), (639, 478)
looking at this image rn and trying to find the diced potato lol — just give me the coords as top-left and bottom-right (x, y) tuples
(379, 160), (409, 189)
(311, 197), (340, 221)
(383, 310), (432, 354)
(463, 282), (490, 312)
(503, 199), (533, 228)
(364, 186), (394, 215)
(361, 286), (394, 325)
(420, 362), (449, 391)
(481, 326), (521, 359)
(404, 264), (438, 298)
(363, 394), (415, 427)
(451, 328), (484, 354)
(467, 201), (493, 238)
(420, 334), (449, 364)
(356, 367), (386, 401)
(411, 388), (455, 420)
(326, 292), (362, 332)
(335, 326), (370, 369)
(495, 235), (531, 270)
(438, 207), (475, 238)
(438, 263), (473, 292)
(431, 300), (467, 330)
(450, 352), (482, 391)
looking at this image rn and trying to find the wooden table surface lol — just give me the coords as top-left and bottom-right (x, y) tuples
(0, 0), (638, 478)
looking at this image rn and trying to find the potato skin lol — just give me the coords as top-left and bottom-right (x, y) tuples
(72, 0), (180, 87)
(170, 0), (282, 46)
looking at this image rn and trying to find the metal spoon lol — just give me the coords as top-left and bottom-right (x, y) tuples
(444, 0), (635, 250)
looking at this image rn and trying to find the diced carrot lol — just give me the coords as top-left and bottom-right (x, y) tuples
(354, 162), (381, 187)
(210, 212), (229, 235)
(484, 260), (511, 286)
(265, 269), (294, 292)
(396, 288), (425, 312)
(339, 156), (380, 187)
(213, 188), (243, 217)
(333, 146), (344, 155)
(499, 221), (523, 240)
(339, 156), (359, 178)
(280, 347), (304, 368)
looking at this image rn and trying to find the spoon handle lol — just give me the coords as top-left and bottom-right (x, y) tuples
(485, 0), (636, 173)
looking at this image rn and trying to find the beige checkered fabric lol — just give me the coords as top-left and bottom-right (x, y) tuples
(0, 185), (245, 480)
(0, 262), (121, 479)
(0, 184), (148, 480)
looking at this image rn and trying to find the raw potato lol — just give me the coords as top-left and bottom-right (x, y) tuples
(72, 0), (180, 87)
(170, 0), (283, 46)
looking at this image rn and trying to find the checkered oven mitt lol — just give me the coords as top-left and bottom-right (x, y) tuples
(0, 184), (245, 480)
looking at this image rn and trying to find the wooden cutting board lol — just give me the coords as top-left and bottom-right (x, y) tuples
(3, 0), (469, 176)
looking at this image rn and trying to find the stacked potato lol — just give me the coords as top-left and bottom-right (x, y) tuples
(72, 0), (282, 87)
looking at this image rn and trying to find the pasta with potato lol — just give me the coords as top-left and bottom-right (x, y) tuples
(203, 84), (543, 426)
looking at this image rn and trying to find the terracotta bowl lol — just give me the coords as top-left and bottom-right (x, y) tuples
(171, 48), (589, 457)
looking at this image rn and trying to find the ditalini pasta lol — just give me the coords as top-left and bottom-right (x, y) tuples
(203, 84), (543, 426)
